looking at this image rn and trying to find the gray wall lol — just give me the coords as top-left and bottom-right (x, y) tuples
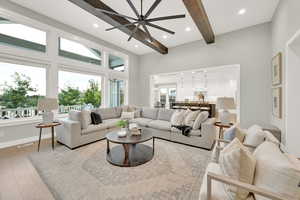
(138, 23), (272, 128)
(271, 0), (300, 143)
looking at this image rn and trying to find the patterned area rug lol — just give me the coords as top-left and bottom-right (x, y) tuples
(29, 139), (211, 200)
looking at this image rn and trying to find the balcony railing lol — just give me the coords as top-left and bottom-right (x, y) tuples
(0, 105), (85, 120)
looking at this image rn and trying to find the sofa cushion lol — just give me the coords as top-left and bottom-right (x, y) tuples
(244, 128), (265, 147)
(121, 112), (134, 119)
(199, 162), (230, 200)
(130, 118), (153, 127)
(96, 108), (118, 120)
(157, 109), (174, 121)
(68, 110), (91, 129)
(219, 138), (256, 200)
(253, 142), (300, 200)
(141, 108), (158, 120)
(148, 120), (171, 131)
(193, 111), (209, 130)
(102, 118), (120, 129)
(184, 110), (200, 126)
(81, 123), (108, 135)
(170, 110), (185, 126)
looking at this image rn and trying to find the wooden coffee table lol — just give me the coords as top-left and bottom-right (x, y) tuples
(106, 131), (154, 167)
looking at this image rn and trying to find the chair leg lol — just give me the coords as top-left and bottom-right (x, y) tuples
(38, 128), (42, 152)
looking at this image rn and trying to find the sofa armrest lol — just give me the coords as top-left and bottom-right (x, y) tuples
(56, 118), (81, 148)
(199, 118), (217, 149)
(207, 172), (294, 200)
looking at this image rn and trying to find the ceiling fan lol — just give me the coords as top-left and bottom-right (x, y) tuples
(96, 0), (186, 41)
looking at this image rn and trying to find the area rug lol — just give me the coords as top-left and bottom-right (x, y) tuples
(29, 139), (211, 200)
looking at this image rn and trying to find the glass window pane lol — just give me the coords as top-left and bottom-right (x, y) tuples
(0, 17), (46, 52)
(110, 79), (125, 107)
(109, 55), (125, 71)
(0, 61), (46, 120)
(59, 37), (102, 65)
(58, 71), (102, 113)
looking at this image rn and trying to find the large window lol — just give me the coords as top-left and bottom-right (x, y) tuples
(0, 17), (46, 52)
(109, 55), (125, 72)
(58, 71), (102, 113)
(59, 37), (101, 65)
(110, 79), (125, 107)
(0, 61), (46, 120)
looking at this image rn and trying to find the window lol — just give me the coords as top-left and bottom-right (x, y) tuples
(58, 71), (102, 113)
(59, 37), (101, 65)
(0, 17), (46, 52)
(0, 61), (46, 120)
(110, 79), (125, 107)
(109, 55), (125, 72)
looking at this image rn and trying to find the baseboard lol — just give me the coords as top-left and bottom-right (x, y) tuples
(0, 133), (52, 149)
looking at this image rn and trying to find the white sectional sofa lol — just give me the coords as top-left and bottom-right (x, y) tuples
(56, 106), (217, 149)
(199, 124), (300, 200)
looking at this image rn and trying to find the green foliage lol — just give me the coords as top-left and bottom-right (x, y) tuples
(58, 86), (82, 106)
(0, 72), (40, 108)
(82, 80), (101, 107)
(117, 120), (128, 128)
(59, 79), (101, 108)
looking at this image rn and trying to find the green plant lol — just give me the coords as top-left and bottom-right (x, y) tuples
(117, 120), (128, 128)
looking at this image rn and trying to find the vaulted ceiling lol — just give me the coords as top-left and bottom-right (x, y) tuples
(9, 0), (280, 55)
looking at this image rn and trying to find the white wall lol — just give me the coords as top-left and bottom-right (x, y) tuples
(0, 1), (140, 148)
(138, 23), (272, 128)
(271, 0), (300, 144)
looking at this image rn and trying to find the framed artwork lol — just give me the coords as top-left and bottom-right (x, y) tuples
(272, 53), (282, 85)
(272, 87), (282, 118)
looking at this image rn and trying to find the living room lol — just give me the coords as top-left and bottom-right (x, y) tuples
(0, 0), (299, 200)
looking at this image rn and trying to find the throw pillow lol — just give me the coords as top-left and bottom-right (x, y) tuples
(170, 110), (185, 126)
(253, 142), (300, 200)
(91, 112), (102, 125)
(223, 126), (236, 141)
(219, 138), (256, 200)
(193, 111), (209, 130)
(235, 127), (247, 143)
(184, 110), (200, 126)
(244, 129), (265, 147)
(121, 111), (134, 119)
(134, 109), (141, 118)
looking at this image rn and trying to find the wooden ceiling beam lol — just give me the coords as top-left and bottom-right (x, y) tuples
(183, 0), (215, 44)
(68, 0), (168, 54)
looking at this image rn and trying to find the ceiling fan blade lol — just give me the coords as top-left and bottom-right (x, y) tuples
(106, 22), (139, 31)
(144, 0), (162, 19)
(128, 23), (141, 41)
(96, 8), (137, 21)
(147, 14), (186, 23)
(146, 22), (175, 34)
(141, 23), (153, 42)
(126, 0), (140, 18)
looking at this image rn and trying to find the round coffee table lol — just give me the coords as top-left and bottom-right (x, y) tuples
(106, 131), (154, 167)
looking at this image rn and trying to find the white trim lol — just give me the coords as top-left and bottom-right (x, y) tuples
(0, 132), (52, 149)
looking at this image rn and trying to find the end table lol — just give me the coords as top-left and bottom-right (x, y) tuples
(35, 122), (61, 151)
(214, 122), (234, 139)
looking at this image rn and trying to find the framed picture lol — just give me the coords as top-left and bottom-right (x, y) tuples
(272, 87), (282, 118)
(272, 53), (282, 85)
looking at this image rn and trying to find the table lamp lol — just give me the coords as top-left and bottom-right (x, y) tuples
(216, 97), (236, 125)
(37, 98), (59, 123)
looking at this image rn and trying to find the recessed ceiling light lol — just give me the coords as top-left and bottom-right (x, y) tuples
(134, 45), (139, 48)
(185, 27), (191, 32)
(93, 23), (99, 28)
(238, 8), (246, 15)
(162, 35), (168, 39)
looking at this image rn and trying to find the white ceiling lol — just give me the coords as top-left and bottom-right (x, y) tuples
(9, 0), (280, 55)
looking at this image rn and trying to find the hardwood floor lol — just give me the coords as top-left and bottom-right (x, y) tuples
(0, 139), (55, 200)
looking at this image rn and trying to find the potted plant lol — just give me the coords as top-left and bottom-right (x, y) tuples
(117, 120), (128, 131)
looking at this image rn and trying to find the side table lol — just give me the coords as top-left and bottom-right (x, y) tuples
(214, 122), (234, 139)
(35, 122), (61, 151)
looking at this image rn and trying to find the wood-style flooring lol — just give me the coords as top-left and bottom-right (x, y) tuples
(0, 139), (55, 200)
